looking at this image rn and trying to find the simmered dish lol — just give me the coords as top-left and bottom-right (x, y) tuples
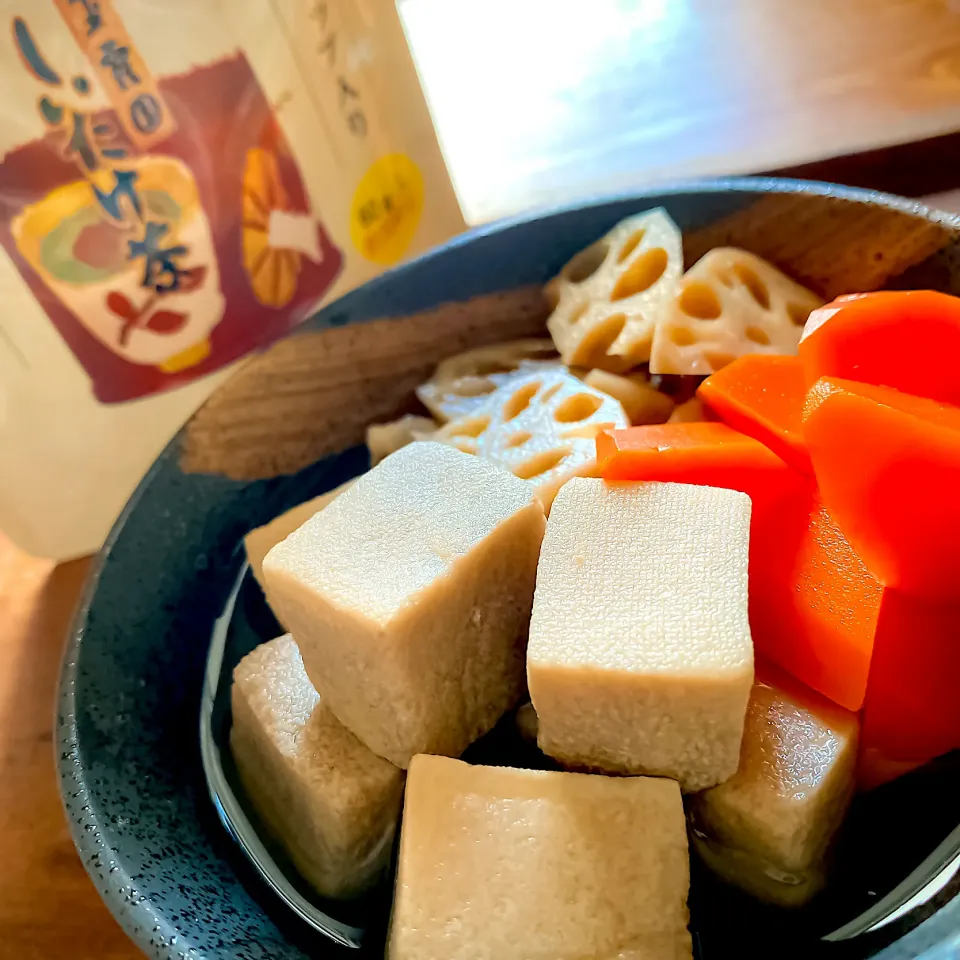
(231, 635), (404, 899)
(261, 442), (545, 768)
(235, 210), (960, 957)
(389, 756), (692, 960)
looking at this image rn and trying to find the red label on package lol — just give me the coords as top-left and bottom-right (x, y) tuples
(1, 9), (343, 403)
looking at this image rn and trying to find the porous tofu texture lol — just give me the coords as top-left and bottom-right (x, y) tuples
(388, 755), (692, 960)
(244, 479), (354, 587)
(528, 479), (754, 792)
(690, 660), (859, 906)
(230, 636), (404, 899)
(261, 442), (546, 767)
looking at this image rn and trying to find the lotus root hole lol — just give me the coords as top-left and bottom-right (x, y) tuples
(734, 264), (770, 309)
(513, 447), (571, 480)
(452, 415), (491, 438)
(788, 302), (811, 326)
(611, 247), (668, 301)
(505, 431), (532, 448)
(616, 229), (646, 264)
(579, 313), (627, 364)
(745, 325), (771, 346)
(670, 326), (698, 347)
(503, 382), (542, 421)
(563, 241), (609, 284)
(454, 376), (497, 398)
(704, 350), (736, 371)
(560, 421), (616, 440)
(678, 282), (722, 320)
(554, 392), (604, 423)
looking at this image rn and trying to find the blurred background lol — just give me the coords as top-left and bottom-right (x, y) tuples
(399, 0), (960, 221)
(3, 1), (960, 957)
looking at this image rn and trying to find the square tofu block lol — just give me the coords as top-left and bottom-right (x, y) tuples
(689, 660), (859, 906)
(528, 479), (754, 791)
(262, 442), (546, 767)
(388, 755), (692, 960)
(230, 635), (404, 899)
(244, 480), (354, 587)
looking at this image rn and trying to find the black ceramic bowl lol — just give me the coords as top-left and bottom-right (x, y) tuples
(59, 180), (960, 960)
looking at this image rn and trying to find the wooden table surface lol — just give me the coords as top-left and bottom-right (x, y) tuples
(0, 534), (136, 959)
(6, 2), (960, 957)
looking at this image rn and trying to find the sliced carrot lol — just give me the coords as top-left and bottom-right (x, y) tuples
(596, 422), (796, 512)
(599, 418), (960, 754)
(760, 504), (960, 740)
(749, 493), (883, 711)
(596, 423), (878, 710)
(698, 355), (811, 473)
(802, 376), (960, 599)
(860, 588), (960, 775)
(798, 291), (960, 405)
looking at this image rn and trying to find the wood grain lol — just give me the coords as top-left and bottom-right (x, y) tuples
(400, 0), (960, 223)
(0, 532), (137, 959)
(682, 193), (955, 299)
(181, 286), (550, 479)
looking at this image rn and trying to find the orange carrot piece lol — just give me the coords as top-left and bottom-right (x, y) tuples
(749, 493), (883, 711)
(802, 376), (960, 599)
(760, 502), (960, 741)
(599, 420), (960, 754)
(859, 589), (960, 779)
(596, 422), (795, 512)
(698, 355), (811, 473)
(799, 291), (960, 405)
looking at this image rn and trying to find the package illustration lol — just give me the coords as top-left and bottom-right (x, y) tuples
(0, 0), (464, 559)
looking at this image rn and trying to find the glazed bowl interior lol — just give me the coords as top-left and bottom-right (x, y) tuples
(59, 179), (960, 960)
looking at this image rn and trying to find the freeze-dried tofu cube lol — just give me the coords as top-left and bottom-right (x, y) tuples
(650, 248), (824, 375)
(387, 755), (692, 960)
(689, 660), (858, 906)
(366, 415), (435, 465)
(529, 479), (754, 791)
(244, 479), (355, 587)
(261, 442), (545, 767)
(546, 209), (683, 372)
(514, 701), (540, 745)
(230, 635), (404, 899)
(417, 339), (560, 423)
(584, 368), (675, 424)
(432, 369), (628, 510)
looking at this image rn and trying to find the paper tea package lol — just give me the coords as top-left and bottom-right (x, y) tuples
(0, 0), (464, 559)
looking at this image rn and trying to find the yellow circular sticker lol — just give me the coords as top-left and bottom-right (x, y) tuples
(350, 153), (424, 266)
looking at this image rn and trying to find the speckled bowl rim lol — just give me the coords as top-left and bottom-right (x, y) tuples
(58, 177), (960, 960)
